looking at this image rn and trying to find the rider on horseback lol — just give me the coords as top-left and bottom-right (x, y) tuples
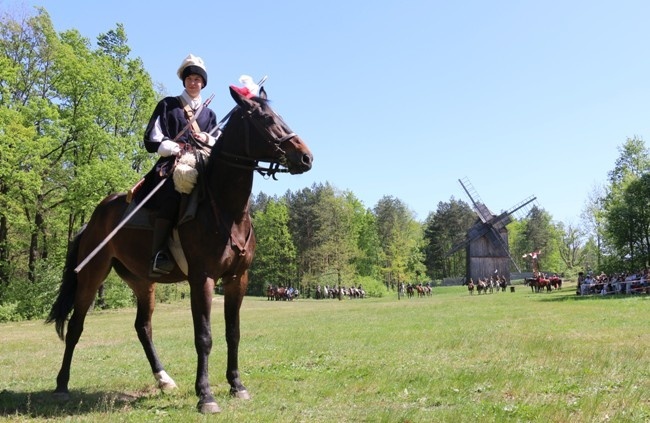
(142, 54), (218, 277)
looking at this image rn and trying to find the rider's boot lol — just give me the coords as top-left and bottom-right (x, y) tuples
(149, 218), (174, 277)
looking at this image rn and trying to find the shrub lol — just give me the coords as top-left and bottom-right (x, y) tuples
(355, 275), (389, 298)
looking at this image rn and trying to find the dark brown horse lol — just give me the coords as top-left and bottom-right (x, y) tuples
(46, 87), (313, 413)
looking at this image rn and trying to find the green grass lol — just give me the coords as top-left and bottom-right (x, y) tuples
(1, 282), (650, 422)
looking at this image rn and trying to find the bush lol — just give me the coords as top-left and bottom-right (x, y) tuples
(100, 272), (136, 309)
(355, 276), (389, 298)
(0, 260), (62, 321)
(0, 301), (20, 323)
(156, 282), (191, 303)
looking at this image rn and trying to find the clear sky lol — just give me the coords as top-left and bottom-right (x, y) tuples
(5, 0), (650, 224)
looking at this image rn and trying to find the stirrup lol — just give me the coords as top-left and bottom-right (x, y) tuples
(150, 250), (174, 275)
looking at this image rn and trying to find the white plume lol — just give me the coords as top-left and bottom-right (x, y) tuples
(239, 75), (260, 96)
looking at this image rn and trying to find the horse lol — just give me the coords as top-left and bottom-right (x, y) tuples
(525, 276), (550, 293)
(46, 86), (313, 414)
(467, 281), (475, 295)
(406, 283), (415, 298)
(549, 275), (562, 290)
(498, 276), (507, 292)
(477, 279), (487, 295)
(524, 277), (538, 293)
(266, 285), (275, 301)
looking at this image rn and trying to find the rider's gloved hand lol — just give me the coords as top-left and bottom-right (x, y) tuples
(158, 139), (181, 157)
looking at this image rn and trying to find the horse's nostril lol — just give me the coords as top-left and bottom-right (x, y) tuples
(302, 154), (312, 166)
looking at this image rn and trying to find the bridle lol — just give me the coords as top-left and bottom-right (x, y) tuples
(215, 100), (298, 180)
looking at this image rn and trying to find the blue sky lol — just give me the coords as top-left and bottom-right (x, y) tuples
(6, 0), (650, 224)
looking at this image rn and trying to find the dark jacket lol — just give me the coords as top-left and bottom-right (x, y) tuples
(136, 96), (217, 211)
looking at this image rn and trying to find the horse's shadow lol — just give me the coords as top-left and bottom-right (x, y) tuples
(0, 389), (145, 418)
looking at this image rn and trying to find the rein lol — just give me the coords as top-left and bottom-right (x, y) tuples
(212, 108), (297, 179)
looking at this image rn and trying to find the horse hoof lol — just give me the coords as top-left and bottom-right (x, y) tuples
(232, 389), (251, 400)
(154, 371), (178, 392)
(158, 380), (178, 392)
(52, 391), (70, 402)
(198, 401), (221, 414)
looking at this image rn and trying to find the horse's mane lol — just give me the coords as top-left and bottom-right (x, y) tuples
(208, 94), (271, 161)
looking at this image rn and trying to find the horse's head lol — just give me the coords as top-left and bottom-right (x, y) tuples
(215, 87), (313, 176)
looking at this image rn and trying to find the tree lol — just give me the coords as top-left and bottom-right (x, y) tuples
(373, 196), (423, 288)
(604, 173), (650, 270)
(286, 184), (321, 287)
(423, 197), (475, 279)
(0, 8), (155, 291)
(249, 198), (296, 295)
(353, 207), (384, 280)
(512, 206), (559, 273)
(602, 137), (650, 271)
(608, 136), (650, 187)
(308, 187), (360, 289)
(556, 221), (585, 271)
(580, 184), (606, 270)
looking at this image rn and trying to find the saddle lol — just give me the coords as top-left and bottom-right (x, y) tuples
(121, 187), (201, 276)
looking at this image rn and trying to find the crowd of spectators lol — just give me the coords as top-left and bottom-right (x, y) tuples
(577, 270), (650, 296)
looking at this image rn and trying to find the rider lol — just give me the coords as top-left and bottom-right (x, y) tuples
(142, 53), (218, 277)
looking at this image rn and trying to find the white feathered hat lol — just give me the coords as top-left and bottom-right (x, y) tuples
(177, 54), (208, 88)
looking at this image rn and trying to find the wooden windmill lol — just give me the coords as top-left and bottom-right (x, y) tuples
(447, 177), (536, 282)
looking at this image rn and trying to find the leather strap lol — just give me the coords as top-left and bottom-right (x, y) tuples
(178, 96), (202, 134)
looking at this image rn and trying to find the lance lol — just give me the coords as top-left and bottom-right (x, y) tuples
(74, 94), (214, 274)
(208, 75), (268, 136)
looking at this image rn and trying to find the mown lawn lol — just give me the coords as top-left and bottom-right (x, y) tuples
(1, 282), (649, 422)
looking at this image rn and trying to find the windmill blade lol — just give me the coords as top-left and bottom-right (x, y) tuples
(459, 177), (492, 223)
(505, 195), (537, 219)
(486, 226), (522, 272)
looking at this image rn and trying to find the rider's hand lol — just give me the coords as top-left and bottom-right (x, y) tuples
(158, 139), (181, 157)
(193, 131), (215, 146)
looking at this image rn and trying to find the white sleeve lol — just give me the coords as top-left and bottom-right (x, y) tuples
(150, 117), (166, 143)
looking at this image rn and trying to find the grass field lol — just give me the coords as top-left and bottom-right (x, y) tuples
(1, 281), (649, 422)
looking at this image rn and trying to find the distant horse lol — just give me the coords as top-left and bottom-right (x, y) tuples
(266, 285), (276, 301)
(498, 277), (507, 292)
(46, 87), (313, 413)
(407, 284), (415, 298)
(477, 279), (488, 295)
(417, 284), (431, 297)
(273, 287), (298, 301)
(467, 281), (475, 295)
(525, 276), (550, 293)
(549, 275), (562, 290)
(524, 277), (538, 293)
(416, 284), (426, 298)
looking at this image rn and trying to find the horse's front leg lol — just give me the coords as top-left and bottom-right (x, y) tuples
(189, 275), (220, 414)
(223, 272), (250, 399)
(131, 282), (177, 392)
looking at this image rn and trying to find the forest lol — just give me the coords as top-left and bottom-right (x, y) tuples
(2, 8), (650, 321)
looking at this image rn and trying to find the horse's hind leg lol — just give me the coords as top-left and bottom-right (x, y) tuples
(54, 256), (111, 398)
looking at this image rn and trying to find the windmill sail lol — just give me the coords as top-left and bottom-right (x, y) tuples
(449, 177), (538, 278)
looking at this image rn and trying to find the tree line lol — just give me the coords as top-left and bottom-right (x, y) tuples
(1, 8), (648, 320)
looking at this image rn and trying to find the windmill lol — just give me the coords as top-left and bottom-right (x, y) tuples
(447, 177), (537, 283)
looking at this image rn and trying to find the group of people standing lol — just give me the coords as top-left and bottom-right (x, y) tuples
(577, 270), (650, 295)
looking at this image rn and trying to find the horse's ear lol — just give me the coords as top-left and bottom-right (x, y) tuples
(230, 86), (254, 109)
(259, 86), (267, 100)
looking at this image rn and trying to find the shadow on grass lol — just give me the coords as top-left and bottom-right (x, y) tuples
(537, 292), (650, 302)
(0, 389), (147, 418)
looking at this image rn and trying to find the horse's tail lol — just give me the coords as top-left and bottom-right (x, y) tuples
(46, 226), (85, 340)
